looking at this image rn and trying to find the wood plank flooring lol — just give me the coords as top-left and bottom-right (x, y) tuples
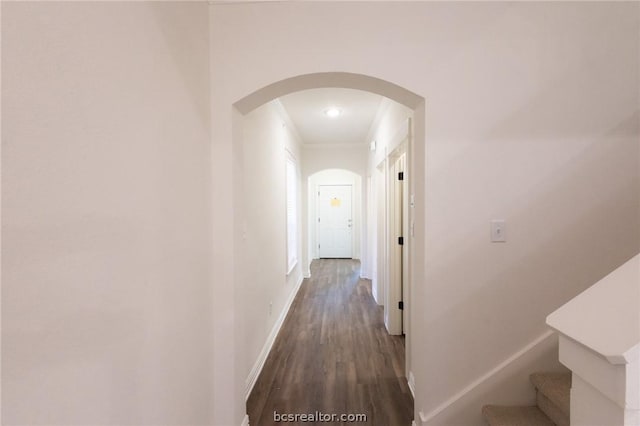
(247, 259), (414, 425)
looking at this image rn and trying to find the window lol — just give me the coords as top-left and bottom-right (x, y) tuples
(286, 152), (298, 274)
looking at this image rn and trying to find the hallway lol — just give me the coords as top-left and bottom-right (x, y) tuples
(247, 259), (413, 425)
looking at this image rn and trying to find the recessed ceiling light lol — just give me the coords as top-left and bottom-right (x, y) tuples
(324, 107), (342, 118)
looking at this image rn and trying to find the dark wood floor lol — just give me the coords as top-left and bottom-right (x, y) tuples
(247, 259), (413, 425)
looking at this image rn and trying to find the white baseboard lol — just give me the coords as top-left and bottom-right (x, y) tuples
(408, 371), (416, 399)
(240, 414), (249, 426)
(418, 330), (557, 425)
(244, 273), (304, 400)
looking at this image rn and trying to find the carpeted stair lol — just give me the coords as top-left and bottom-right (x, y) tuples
(482, 372), (571, 426)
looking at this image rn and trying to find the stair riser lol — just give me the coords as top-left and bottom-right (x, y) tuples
(482, 405), (556, 426)
(537, 391), (569, 426)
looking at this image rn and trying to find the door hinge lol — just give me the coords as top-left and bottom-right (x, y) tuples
(318, 218), (320, 223)
(398, 172), (404, 181)
(398, 236), (404, 245)
(398, 301), (404, 310)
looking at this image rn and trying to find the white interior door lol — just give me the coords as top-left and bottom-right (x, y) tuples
(385, 146), (408, 336)
(318, 185), (352, 258)
(397, 153), (408, 334)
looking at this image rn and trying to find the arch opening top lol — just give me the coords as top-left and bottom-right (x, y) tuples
(234, 72), (424, 115)
(308, 168), (362, 180)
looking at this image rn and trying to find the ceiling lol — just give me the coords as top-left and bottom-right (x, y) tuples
(278, 88), (384, 145)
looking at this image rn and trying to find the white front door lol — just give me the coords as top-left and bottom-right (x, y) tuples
(318, 185), (352, 258)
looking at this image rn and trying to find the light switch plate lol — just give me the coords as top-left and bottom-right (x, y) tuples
(491, 220), (506, 242)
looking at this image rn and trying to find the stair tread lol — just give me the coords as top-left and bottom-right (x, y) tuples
(482, 405), (556, 426)
(530, 372), (571, 417)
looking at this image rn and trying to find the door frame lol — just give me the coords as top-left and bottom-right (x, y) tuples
(377, 119), (411, 338)
(316, 183), (354, 259)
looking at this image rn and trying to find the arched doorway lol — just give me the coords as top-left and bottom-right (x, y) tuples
(230, 72), (425, 425)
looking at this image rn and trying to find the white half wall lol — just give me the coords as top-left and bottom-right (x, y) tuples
(2, 2), (212, 424)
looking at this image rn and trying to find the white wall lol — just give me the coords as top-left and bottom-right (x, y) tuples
(238, 101), (304, 397)
(367, 99), (414, 174)
(303, 144), (367, 178)
(2, 2), (212, 424)
(3, 3), (636, 425)
(209, 2), (640, 424)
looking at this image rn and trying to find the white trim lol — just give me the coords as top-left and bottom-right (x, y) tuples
(418, 330), (555, 424)
(245, 273), (304, 400)
(286, 260), (298, 276)
(240, 414), (249, 426)
(408, 371), (416, 399)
